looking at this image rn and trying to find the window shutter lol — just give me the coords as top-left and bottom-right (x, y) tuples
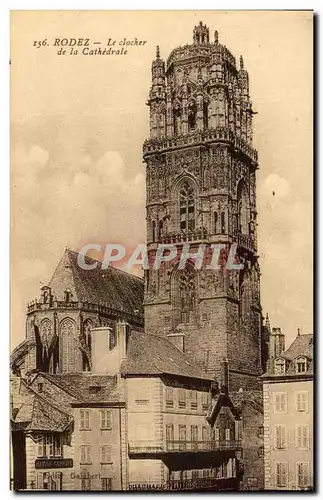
(85, 410), (90, 429)
(80, 410), (84, 429)
(281, 426), (286, 448)
(87, 446), (91, 464)
(80, 446), (85, 464)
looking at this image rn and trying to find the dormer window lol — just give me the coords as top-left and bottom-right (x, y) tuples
(274, 358), (286, 375)
(296, 356), (307, 373)
(64, 289), (72, 302)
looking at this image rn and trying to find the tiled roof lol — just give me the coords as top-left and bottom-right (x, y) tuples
(11, 378), (72, 432)
(48, 249), (144, 316)
(120, 331), (212, 381)
(282, 333), (313, 360)
(40, 372), (120, 403)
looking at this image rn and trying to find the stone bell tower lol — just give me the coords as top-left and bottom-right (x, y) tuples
(143, 23), (264, 390)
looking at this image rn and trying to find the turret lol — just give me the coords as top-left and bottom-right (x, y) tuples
(147, 46), (166, 138)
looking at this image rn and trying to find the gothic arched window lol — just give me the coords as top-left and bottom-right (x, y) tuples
(221, 212), (226, 234)
(158, 220), (164, 240)
(152, 220), (156, 242)
(237, 181), (249, 235)
(214, 212), (218, 234)
(188, 102), (197, 131)
(203, 101), (209, 129)
(82, 319), (93, 372)
(59, 318), (76, 373)
(174, 106), (181, 136)
(175, 266), (197, 324)
(179, 182), (195, 232)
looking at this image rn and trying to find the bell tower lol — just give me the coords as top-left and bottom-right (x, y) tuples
(143, 24), (263, 390)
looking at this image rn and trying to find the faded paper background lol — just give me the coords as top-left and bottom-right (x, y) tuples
(11, 10), (313, 350)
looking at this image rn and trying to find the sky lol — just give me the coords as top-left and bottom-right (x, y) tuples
(10, 10), (313, 349)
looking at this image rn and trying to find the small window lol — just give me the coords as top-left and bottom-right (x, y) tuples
(274, 392), (287, 413)
(297, 463), (309, 489)
(64, 289), (72, 302)
(100, 410), (111, 430)
(202, 392), (209, 411)
(165, 386), (174, 408)
(295, 425), (309, 450)
(296, 391), (309, 412)
(202, 426), (209, 442)
(80, 445), (91, 464)
(166, 424), (174, 443)
(275, 462), (287, 487)
(80, 409), (90, 430)
(100, 445), (112, 464)
(178, 389), (186, 409)
(221, 212), (226, 233)
(214, 212), (218, 234)
(179, 425), (187, 450)
(296, 356), (307, 373)
(38, 383), (43, 393)
(37, 435), (61, 458)
(225, 428), (231, 441)
(275, 358), (285, 374)
(190, 390), (197, 409)
(152, 221), (156, 242)
(212, 428), (220, 441)
(190, 425), (198, 444)
(101, 478), (112, 491)
(274, 425), (287, 449)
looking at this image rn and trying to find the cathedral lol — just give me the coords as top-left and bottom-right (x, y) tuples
(10, 23), (267, 491)
(144, 22), (266, 388)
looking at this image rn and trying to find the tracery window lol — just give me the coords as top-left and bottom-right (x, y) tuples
(179, 182), (195, 232)
(237, 181), (249, 235)
(177, 266), (196, 324)
(59, 318), (76, 373)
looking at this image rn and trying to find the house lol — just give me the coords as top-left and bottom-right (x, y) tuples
(262, 328), (314, 490)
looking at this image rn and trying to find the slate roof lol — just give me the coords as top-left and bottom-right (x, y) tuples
(120, 331), (212, 381)
(283, 333), (313, 361)
(40, 373), (120, 404)
(264, 333), (314, 377)
(11, 378), (72, 432)
(48, 248), (144, 316)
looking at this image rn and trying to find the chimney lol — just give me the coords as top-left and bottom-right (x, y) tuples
(91, 321), (130, 375)
(269, 327), (285, 359)
(220, 358), (229, 394)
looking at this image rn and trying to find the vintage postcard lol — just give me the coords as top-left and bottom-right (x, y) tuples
(10, 10), (313, 491)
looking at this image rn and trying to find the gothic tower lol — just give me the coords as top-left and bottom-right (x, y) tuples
(143, 23), (263, 390)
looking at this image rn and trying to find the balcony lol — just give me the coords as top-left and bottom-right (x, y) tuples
(128, 440), (241, 456)
(157, 228), (209, 245)
(166, 440), (241, 453)
(129, 477), (238, 491)
(143, 128), (258, 164)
